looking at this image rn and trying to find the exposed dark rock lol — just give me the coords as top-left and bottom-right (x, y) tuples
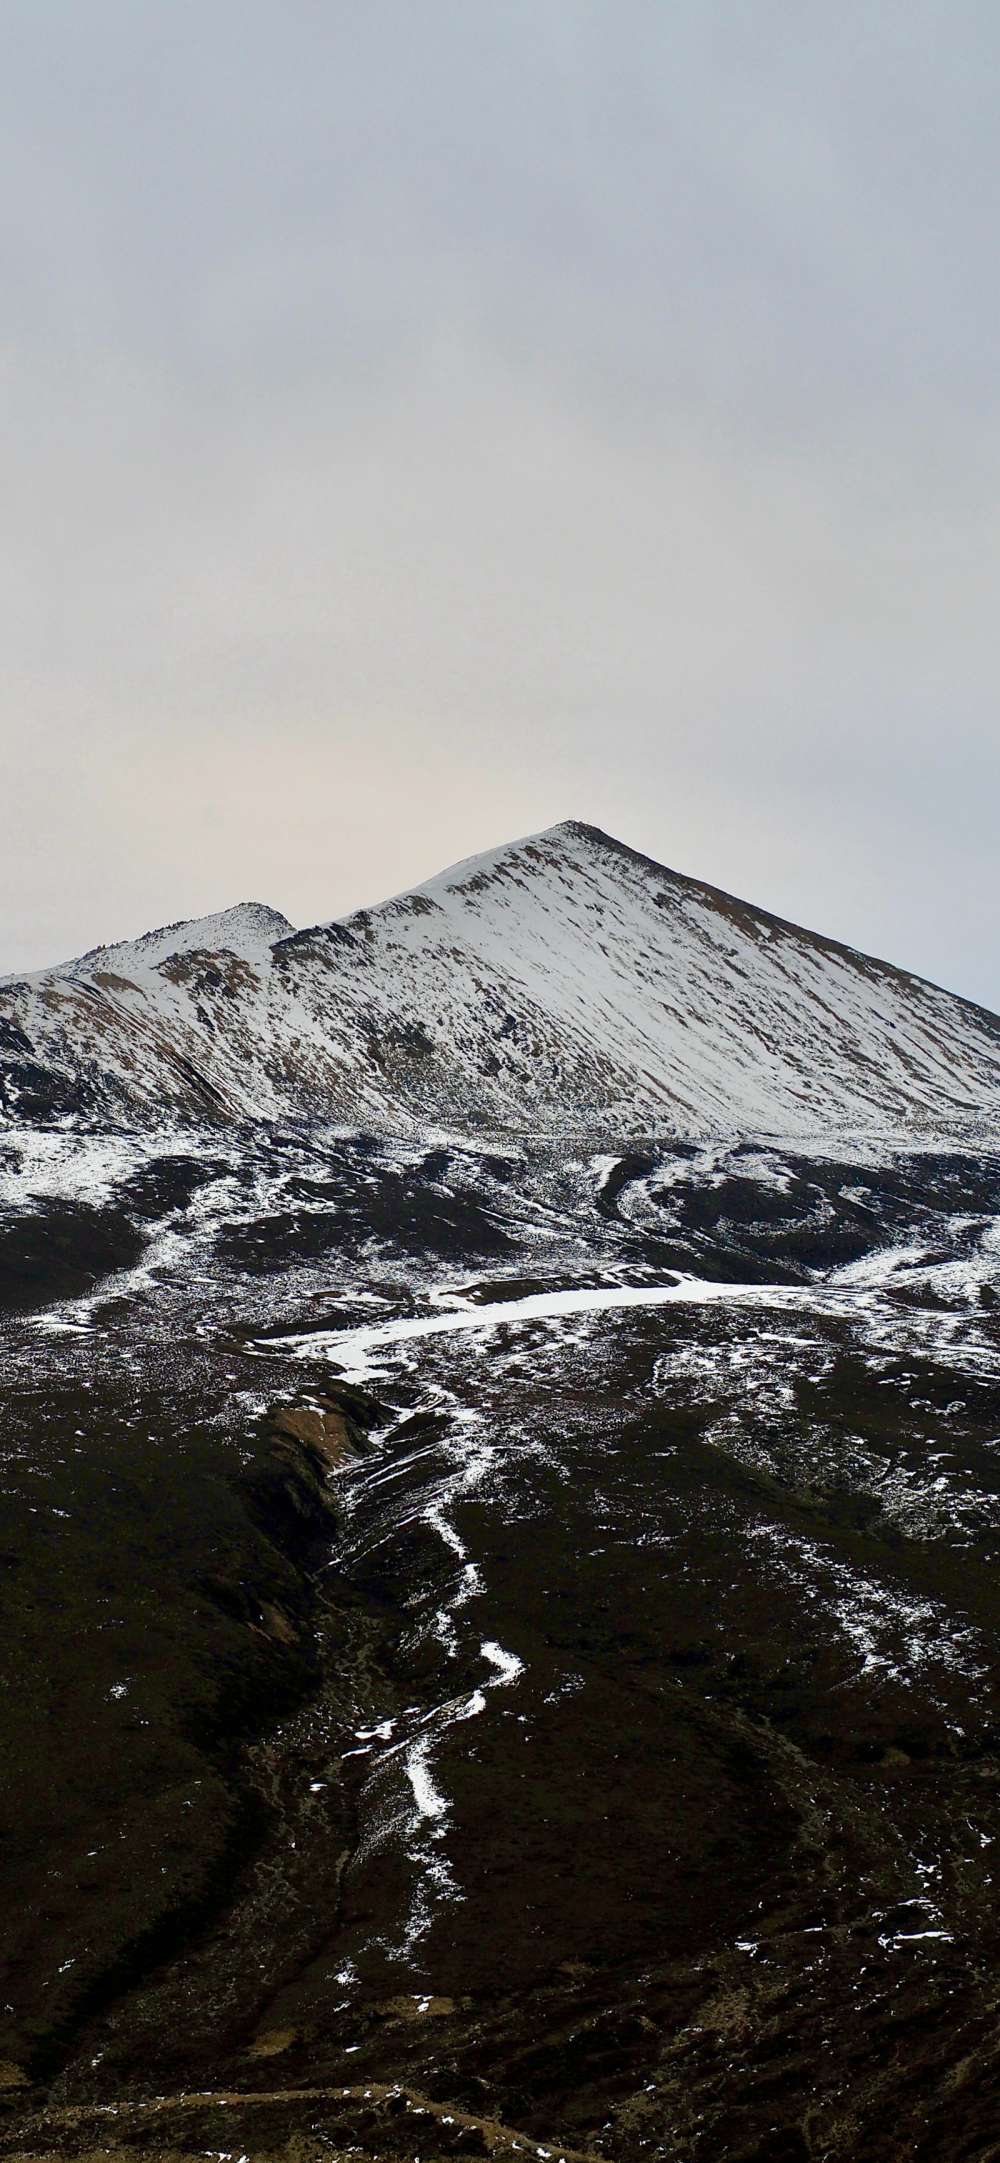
(0, 1201), (146, 1311)
(0, 1382), (351, 2085)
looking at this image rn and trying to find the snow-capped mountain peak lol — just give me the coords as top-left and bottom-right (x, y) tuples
(2, 821), (999, 1136)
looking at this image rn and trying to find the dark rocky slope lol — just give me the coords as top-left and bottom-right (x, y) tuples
(1, 1126), (1000, 2156)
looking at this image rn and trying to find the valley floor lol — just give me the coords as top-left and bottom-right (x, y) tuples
(3, 1124), (1000, 2158)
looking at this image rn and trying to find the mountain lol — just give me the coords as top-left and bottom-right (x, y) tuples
(3, 820), (999, 1136)
(8, 823), (1000, 2160)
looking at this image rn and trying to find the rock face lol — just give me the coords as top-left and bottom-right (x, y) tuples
(4, 821), (1000, 1136)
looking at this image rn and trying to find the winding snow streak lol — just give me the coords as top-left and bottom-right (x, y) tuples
(264, 1265), (1000, 1383)
(481, 1639), (525, 1686)
(272, 1275), (801, 1373)
(405, 1737), (451, 1821)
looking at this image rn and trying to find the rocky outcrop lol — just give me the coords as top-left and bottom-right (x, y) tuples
(0, 1377), (372, 2091)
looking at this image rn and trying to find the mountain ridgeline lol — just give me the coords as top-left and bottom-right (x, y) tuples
(2, 820), (999, 1136)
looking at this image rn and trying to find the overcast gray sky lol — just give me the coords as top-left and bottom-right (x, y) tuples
(2, 2), (999, 1003)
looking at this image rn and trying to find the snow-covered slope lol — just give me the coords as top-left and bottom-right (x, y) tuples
(3, 821), (1000, 1136)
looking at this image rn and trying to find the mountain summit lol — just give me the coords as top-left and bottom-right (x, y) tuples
(3, 820), (999, 1134)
